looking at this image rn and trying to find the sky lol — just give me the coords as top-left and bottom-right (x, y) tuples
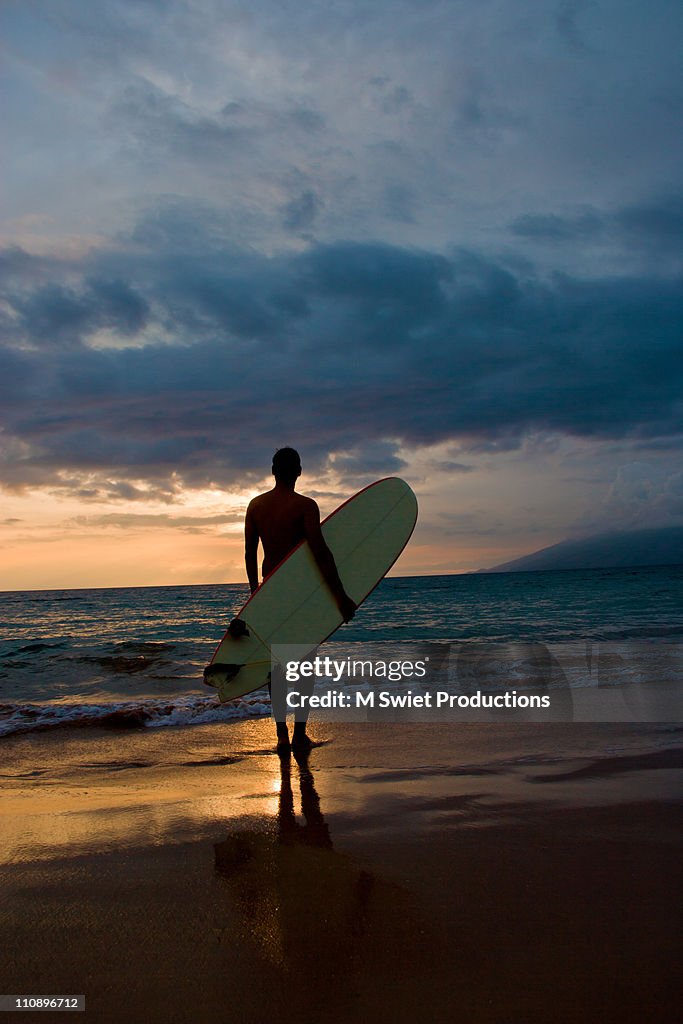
(1, 0), (682, 590)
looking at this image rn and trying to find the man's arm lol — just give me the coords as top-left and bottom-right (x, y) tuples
(245, 502), (260, 594)
(303, 499), (357, 622)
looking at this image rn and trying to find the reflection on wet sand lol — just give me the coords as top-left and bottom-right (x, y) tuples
(213, 750), (416, 1015)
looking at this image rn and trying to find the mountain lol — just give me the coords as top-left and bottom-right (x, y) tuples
(481, 526), (683, 573)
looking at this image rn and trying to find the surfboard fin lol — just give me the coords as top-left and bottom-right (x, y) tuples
(203, 662), (243, 687)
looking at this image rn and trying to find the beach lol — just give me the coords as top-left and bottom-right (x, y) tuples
(1, 719), (681, 1023)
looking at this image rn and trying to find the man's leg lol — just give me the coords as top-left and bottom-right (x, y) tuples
(268, 668), (290, 750)
(292, 666), (314, 751)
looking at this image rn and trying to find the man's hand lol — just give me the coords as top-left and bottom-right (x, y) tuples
(228, 617), (250, 638)
(337, 593), (357, 623)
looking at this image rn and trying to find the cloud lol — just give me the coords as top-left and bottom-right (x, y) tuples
(430, 461), (476, 474)
(615, 194), (683, 248)
(281, 189), (322, 233)
(8, 277), (149, 348)
(602, 463), (683, 529)
(6, 0), (682, 263)
(329, 441), (408, 481)
(510, 193), (683, 253)
(510, 210), (603, 242)
(70, 512), (242, 533)
(555, 0), (592, 51)
(110, 79), (325, 162)
(0, 204), (681, 498)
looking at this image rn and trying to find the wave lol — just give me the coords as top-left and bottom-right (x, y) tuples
(0, 637), (208, 696)
(0, 694), (271, 738)
(597, 624), (683, 641)
(0, 641), (68, 657)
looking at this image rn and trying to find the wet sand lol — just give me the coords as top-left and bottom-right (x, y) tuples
(1, 721), (682, 1023)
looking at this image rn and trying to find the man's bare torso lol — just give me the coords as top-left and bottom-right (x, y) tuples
(247, 488), (316, 578)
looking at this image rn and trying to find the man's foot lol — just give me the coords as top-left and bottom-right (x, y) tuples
(291, 730), (314, 753)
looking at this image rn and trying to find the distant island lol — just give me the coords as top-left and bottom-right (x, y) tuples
(481, 525), (683, 573)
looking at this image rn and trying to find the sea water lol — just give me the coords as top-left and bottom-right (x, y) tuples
(0, 565), (681, 736)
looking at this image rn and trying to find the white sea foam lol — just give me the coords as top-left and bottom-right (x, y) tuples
(0, 694), (271, 738)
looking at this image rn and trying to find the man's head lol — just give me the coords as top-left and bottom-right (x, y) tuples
(272, 447), (302, 485)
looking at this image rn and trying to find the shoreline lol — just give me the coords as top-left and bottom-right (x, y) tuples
(1, 721), (682, 1022)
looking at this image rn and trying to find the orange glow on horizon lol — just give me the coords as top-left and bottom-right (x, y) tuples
(0, 440), (580, 591)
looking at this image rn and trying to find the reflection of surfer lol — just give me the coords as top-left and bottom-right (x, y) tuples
(276, 749), (333, 849)
(214, 750), (377, 1009)
(243, 448), (356, 753)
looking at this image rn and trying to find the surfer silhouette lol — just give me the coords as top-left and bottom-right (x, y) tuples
(242, 448), (356, 752)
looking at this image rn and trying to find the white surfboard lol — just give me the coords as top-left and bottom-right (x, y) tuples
(204, 477), (418, 702)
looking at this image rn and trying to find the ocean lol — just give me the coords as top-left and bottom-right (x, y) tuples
(1, 565), (682, 737)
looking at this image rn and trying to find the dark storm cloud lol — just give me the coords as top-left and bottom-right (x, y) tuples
(511, 194), (683, 250)
(0, 210), (681, 494)
(0, 246), (61, 283)
(8, 278), (149, 348)
(331, 442), (408, 481)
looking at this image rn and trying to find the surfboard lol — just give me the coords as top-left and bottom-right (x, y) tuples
(204, 477), (418, 702)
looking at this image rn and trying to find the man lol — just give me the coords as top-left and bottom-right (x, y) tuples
(245, 448), (356, 752)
